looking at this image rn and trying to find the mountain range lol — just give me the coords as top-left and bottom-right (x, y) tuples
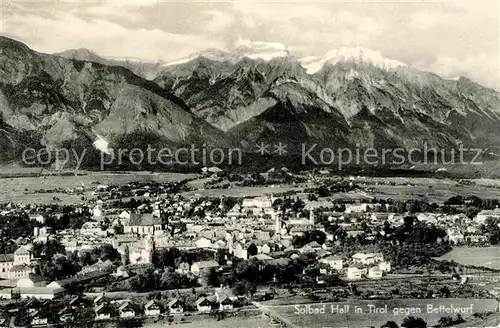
(1, 36), (499, 168)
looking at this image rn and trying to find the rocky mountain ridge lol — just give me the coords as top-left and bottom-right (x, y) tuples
(1, 36), (499, 167)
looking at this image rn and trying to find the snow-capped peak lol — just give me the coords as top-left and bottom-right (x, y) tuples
(162, 49), (230, 66)
(232, 39), (290, 60)
(300, 47), (407, 74)
(163, 40), (291, 67)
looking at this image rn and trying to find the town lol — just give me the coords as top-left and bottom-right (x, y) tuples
(0, 168), (500, 328)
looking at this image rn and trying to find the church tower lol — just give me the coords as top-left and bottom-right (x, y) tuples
(143, 234), (155, 264)
(273, 211), (282, 234)
(309, 209), (316, 225)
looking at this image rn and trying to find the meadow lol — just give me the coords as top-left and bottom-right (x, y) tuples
(265, 298), (498, 328)
(144, 314), (272, 328)
(360, 177), (500, 204)
(436, 247), (500, 270)
(0, 172), (198, 204)
(180, 185), (309, 198)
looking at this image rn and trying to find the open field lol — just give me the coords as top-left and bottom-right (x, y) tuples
(144, 314), (272, 328)
(436, 247), (500, 270)
(263, 298), (498, 328)
(356, 177), (500, 204)
(363, 176), (500, 187)
(0, 172), (198, 204)
(368, 184), (500, 204)
(180, 184), (311, 198)
(3, 171), (500, 205)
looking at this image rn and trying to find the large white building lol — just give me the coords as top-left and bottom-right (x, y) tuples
(475, 208), (500, 224)
(352, 252), (384, 265)
(0, 245), (34, 279)
(321, 255), (344, 271)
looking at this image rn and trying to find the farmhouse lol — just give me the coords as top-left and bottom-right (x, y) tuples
(95, 303), (114, 321)
(167, 298), (184, 314)
(347, 267), (363, 280)
(195, 297), (213, 313)
(118, 302), (136, 318)
(321, 256), (343, 270)
(191, 261), (220, 275)
(145, 300), (162, 316)
(475, 208), (500, 224)
(218, 296), (234, 310)
(368, 266), (383, 279)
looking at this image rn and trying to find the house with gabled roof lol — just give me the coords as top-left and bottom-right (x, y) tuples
(93, 293), (108, 306)
(167, 298), (184, 314)
(299, 241), (323, 254)
(251, 253), (273, 262)
(347, 266), (363, 280)
(195, 297), (213, 313)
(118, 301), (136, 318)
(321, 255), (343, 270)
(30, 310), (49, 326)
(190, 261), (219, 275)
(145, 300), (162, 316)
(17, 273), (45, 288)
(218, 295), (233, 311)
(95, 303), (114, 321)
(58, 307), (74, 324)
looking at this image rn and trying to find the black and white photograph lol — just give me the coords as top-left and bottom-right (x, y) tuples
(0, 0), (499, 327)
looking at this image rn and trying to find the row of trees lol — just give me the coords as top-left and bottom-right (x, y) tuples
(105, 267), (198, 293)
(32, 240), (121, 282)
(381, 313), (465, 328)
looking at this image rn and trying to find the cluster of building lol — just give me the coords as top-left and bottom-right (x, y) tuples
(3, 177), (500, 304)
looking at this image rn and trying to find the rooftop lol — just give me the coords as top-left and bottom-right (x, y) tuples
(128, 213), (162, 226)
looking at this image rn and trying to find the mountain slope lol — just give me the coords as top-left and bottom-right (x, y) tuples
(3, 38), (500, 167)
(154, 45), (500, 153)
(0, 37), (228, 166)
(155, 57), (338, 127)
(314, 60), (500, 148)
(56, 48), (166, 80)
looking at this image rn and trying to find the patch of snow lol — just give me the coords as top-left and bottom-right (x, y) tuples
(163, 40), (291, 67)
(93, 134), (113, 155)
(301, 47), (407, 74)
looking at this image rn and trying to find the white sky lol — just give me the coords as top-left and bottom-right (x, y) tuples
(1, 0), (499, 90)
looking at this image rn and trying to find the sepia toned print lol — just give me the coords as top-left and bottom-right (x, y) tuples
(0, 0), (499, 327)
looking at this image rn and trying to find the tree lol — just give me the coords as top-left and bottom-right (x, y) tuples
(99, 244), (121, 263)
(14, 307), (31, 327)
(437, 316), (454, 327)
(247, 243), (258, 257)
(130, 268), (156, 292)
(245, 281), (257, 298)
(232, 282), (246, 296)
(436, 314), (465, 327)
(215, 249), (226, 265)
(34, 240), (81, 281)
(307, 193), (318, 201)
(381, 322), (399, 328)
(402, 316), (427, 328)
(115, 318), (143, 328)
(113, 222), (124, 235)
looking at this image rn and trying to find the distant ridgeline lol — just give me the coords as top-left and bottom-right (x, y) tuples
(0, 36), (499, 176)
